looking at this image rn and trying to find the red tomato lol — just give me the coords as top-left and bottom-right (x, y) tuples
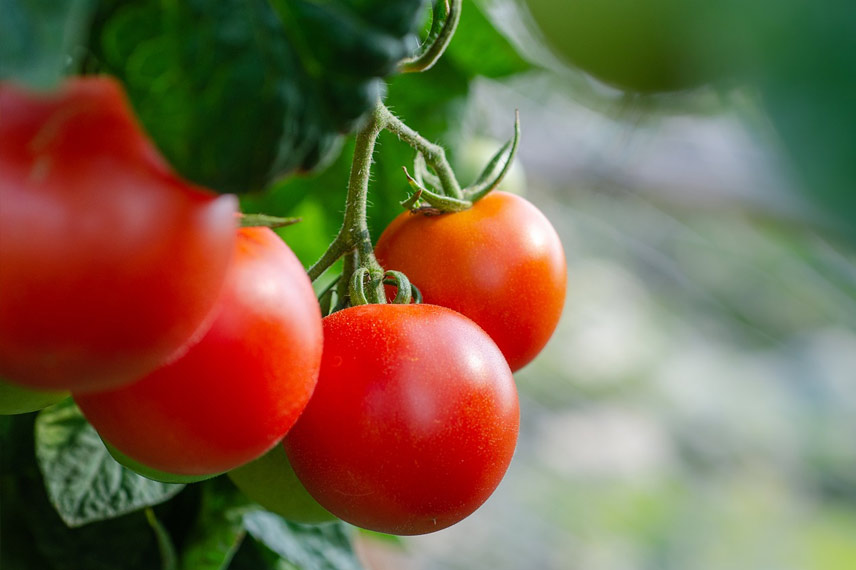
(374, 191), (566, 372)
(0, 77), (237, 392)
(284, 304), (519, 535)
(75, 227), (323, 476)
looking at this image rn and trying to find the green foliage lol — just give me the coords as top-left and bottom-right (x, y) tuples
(243, 511), (362, 570)
(34, 399), (184, 527)
(445, 0), (529, 78)
(85, 0), (427, 194)
(177, 479), (251, 570)
(1, 413), (163, 570)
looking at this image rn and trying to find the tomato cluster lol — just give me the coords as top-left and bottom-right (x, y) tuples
(1, 77), (566, 536)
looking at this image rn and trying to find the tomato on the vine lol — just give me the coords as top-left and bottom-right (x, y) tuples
(75, 227), (323, 476)
(375, 191), (566, 372)
(284, 304), (519, 536)
(228, 445), (336, 525)
(0, 77), (237, 392)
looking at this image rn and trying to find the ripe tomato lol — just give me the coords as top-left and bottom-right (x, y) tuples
(0, 77), (237, 392)
(523, 0), (722, 92)
(0, 377), (67, 415)
(75, 227), (323, 476)
(284, 304), (519, 535)
(374, 191), (566, 372)
(228, 445), (336, 524)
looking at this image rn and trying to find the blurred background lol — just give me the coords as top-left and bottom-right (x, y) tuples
(243, 0), (856, 568)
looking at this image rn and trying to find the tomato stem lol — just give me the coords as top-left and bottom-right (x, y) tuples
(307, 104), (386, 304)
(463, 110), (521, 201)
(308, 100), (509, 306)
(383, 271), (413, 304)
(377, 104), (464, 199)
(414, 152), (442, 190)
(398, 0), (462, 74)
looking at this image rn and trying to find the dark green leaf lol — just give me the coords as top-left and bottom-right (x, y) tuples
(179, 478), (252, 570)
(243, 511), (363, 570)
(34, 399), (184, 527)
(87, 0), (427, 194)
(0, 0), (98, 88)
(2, 419), (163, 570)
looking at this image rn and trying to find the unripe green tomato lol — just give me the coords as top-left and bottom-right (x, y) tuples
(228, 445), (336, 524)
(0, 378), (67, 415)
(523, 0), (720, 92)
(104, 440), (218, 484)
(455, 137), (526, 196)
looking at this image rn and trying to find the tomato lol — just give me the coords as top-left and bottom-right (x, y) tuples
(103, 441), (217, 484)
(0, 378), (67, 415)
(228, 445), (336, 524)
(0, 77), (237, 392)
(374, 191), (566, 372)
(523, 0), (725, 92)
(75, 227), (323, 476)
(284, 304), (519, 535)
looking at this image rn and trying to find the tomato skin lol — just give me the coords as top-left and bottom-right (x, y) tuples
(284, 304), (519, 535)
(75, 227), (323, 476)
(374, 191), (566, 372)
(0, 77), (237, 392)
(104, 441), (217, 484)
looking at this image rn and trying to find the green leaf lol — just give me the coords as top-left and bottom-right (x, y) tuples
(179, 479), (252, 570)
(14, 479), (165, 570)
(1, 414), (164, 570)
(88, 0), (427, 194)
(0, 0), (97, 88)
(444, 0), (530, 78)
(243, 511), (363, 570)
(34, 399), (184, 527)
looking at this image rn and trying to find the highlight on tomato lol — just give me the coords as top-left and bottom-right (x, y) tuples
(284, 303), (520, 535)
(375, 191), (566, 372)
(0, 77), (238, 393)
(75, 227), (323, 477)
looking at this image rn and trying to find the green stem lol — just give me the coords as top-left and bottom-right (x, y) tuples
(145, 508), (178, 570)
(377, 104), (463, 199)
(307, 235), (348, 282)
(398, 0), (462, 74)
(307, 104), (387, 304)
(336, 250), (357, 310)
